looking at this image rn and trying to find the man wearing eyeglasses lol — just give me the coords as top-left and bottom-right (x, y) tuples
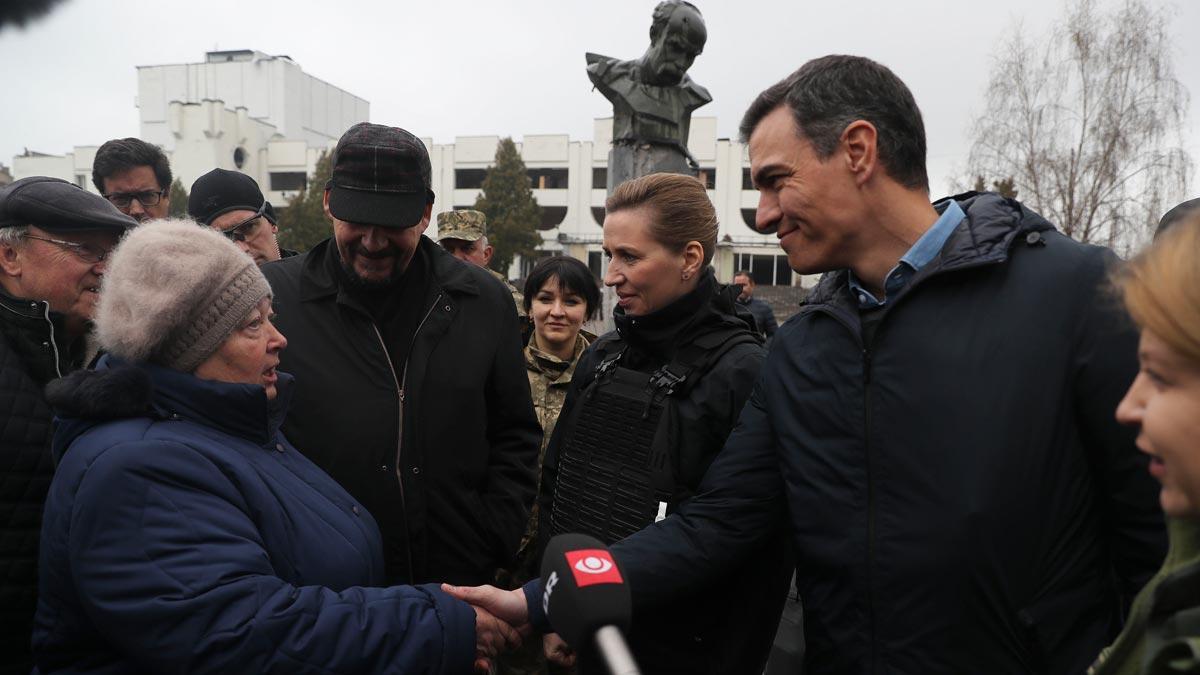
(187, 169), (296, 265)
(92, 137), (173, 223)
(0, 176), (136, 674)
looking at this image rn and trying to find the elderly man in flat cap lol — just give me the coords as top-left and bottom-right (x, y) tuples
(188, 168), (297, 265)
(0, 176), (136, 674)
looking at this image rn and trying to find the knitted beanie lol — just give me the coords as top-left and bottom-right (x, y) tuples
(95, 219), (272, 372)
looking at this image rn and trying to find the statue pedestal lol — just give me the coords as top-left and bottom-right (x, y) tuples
(607, 144), (696, 194)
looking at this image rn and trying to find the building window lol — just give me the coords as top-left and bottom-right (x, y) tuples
(741, 208), (757, 230)
(270, 172), (307, 191)
(528, 168), (568, 190)
(591, 207), (606, 226)
(697, 168), (716, 190)
(742, 168), (754, 191)
(455, 169), (488, 190)
(233, 147), (247, 169)
(733, 252), (793, 286)
(592, 167), (607, 189)
(539, 206), (567, 230)
(588, 250), (605, 279)
(74, 174), (87, 189)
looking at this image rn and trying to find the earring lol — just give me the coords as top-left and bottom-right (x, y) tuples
(682, 273), (690, 281)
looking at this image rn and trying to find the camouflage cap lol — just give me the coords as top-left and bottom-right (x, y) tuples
(437, 209), (488, 242)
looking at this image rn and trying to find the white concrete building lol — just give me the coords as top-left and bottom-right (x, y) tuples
(428, 117), (805, 289)
(13, 49), (366, 207)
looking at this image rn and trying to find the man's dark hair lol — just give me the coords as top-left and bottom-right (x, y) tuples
(92, 138), (172, 193)
(739, 55), (929, 191)
(1156, 197), (1200, 239)
(733, 270), (754, 283)
(522, 255), (602, 322)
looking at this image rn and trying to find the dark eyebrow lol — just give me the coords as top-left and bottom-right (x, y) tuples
(750, 163), (784, 190)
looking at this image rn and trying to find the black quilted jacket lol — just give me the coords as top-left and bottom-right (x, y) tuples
(0, 290), (84, 674)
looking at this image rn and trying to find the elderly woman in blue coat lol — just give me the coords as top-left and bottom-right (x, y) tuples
(34, 220), (516, 674)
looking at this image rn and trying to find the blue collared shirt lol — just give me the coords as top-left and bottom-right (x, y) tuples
(848, 200), (965, 309)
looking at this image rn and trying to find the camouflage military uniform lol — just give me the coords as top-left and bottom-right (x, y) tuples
(495, 334), (589, 675)
(488, 267), (526, 320)
(437, 209), (525, 319)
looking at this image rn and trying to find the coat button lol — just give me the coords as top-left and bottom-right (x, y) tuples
(275, 443), (285, 452)
(412, 466), (421, 475)
(1025, 231), (1044, 246)
(444, 305), (451, 312)
(352, 505), (360, 515)
(381, 465), (389, 472)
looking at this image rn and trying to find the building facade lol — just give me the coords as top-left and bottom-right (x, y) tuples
(428, 116), (809, 293)
(12, 49), (806, 315)
(13, 50), (365, 208)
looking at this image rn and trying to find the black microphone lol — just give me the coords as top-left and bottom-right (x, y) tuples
(540, 533), (641, 675)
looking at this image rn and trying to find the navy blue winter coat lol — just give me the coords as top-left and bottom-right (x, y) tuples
(33, 356), (476, 674)
(586, 193), (1166, 674)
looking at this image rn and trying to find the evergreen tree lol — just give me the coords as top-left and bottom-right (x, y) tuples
(970, 175), (1019, 199)
(167, 178), (189, 218)
(277, 150), (333, 253)
(473, 138), (541, 276)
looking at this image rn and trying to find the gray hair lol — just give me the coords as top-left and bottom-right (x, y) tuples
(0, 225), (30, 248)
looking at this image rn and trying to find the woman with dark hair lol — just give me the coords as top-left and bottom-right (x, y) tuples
(507, 256), (600, 580)
(497, 257), (601, 674)
(533, 173), (792, 674)
(34, 220), (515, 674)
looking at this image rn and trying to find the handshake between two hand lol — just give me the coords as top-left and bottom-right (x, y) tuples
(441, 583), (576, 674)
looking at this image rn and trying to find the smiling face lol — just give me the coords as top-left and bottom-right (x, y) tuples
(531, 274), (588, 353)
(325, 190), (430, 289)
(1116, 329), (1200, 517)
(193, 298), (287, 400)
(748, 105), (866, 275)
(602, 207), (697, 316)
(0, 225), (119, 337)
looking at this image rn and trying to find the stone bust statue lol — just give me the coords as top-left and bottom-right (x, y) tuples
(587, 0), (712, 189)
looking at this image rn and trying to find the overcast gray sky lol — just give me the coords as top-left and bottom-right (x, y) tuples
(1, 0), (1197, 198)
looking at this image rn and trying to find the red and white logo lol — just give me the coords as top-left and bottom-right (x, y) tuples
(565, 549), (624, 587)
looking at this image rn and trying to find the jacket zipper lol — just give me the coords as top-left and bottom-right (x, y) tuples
(802, 301), (879, 670)
(370, 292), (443, 584)
(862, 344), (876, 672)
(370, 322), (416, 583)
(40, 302), (63, 379)
(0, 300), (63, 378)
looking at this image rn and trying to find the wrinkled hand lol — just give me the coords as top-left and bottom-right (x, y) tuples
(443, 583), (531, 636)
(544, 632), (576, 668)
(472, 605), (521, 674)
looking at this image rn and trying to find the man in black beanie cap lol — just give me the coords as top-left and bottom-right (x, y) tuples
(188, 169), (296, 265)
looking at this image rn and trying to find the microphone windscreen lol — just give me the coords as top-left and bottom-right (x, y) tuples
(540, 533), (632, 646)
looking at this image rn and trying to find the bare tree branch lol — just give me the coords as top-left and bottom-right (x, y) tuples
(966, 0), (1192, 253)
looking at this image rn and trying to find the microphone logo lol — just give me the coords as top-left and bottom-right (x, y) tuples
(575, 556), (614, 575)
(565, 549), (624, 587)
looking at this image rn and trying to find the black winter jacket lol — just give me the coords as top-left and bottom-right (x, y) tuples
(0, 291), (85, 674)
(262, 237), (541, 586)
(606, 193), (1166, 675)
(538, 270), (792, 675)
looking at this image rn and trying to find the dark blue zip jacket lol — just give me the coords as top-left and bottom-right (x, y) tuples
(530, 192), (1166, 674)
(33, 356), (475, 674)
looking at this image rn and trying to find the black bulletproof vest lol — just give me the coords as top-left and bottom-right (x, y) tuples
(549, 327), (758, 545)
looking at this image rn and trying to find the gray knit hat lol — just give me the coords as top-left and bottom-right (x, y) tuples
(95, 218), (272, 372)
